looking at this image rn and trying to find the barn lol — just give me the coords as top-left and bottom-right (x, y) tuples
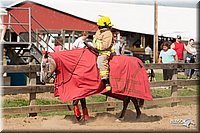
(3, 0), (197, 52)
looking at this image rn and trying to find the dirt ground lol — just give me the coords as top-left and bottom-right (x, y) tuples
(2, 104), (198, 132)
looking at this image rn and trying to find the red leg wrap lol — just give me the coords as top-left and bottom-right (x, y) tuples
(83, 107), (89, 121)
(74, 105), (81, 118)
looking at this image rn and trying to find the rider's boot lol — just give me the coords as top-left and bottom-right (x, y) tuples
(82, 107), (89, 121)
(102, 78), (111, 91)
(74, 105), (81, 121)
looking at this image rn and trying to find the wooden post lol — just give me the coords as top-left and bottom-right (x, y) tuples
(171, 64), (178, 107)
(29, 64), (37, 117)
(35, 29), (39, 48)
(153, 0), (158, 63)
(68, 33), (71, 50)
(3, 48), (7, 77)
(106, 98), (115, 112)
(107, 97), (116, 102)
(61, 29), (65, 50)
(141, 34), (145, 48)
(72, 31), (75, 44)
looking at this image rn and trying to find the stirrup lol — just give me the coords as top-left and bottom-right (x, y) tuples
(105, 84), (111, 91)
(102, 79), (111, 91)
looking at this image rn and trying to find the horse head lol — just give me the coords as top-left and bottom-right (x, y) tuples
(40, 51), (56, 84)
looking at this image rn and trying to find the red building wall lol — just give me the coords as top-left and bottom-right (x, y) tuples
(4, 2), (98, 34)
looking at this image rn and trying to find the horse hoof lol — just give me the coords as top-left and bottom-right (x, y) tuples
(76, 116), (82, 121)
(115, 119), (122, 122)
(80, 120), (87, 125)
(136, 114), (141, 119)
(116, 117), (124, 122)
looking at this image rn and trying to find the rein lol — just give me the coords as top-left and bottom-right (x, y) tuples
(57, 48), (87, 86)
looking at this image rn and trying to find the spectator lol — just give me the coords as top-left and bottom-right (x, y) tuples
(171, 35), (187, 62)
(145, 45), (153, 58)
(144, 45), (153, 65)
(113, 33), (121, 55)
(158, 41), (178, 80)
(167, 37), (172, 46)
(54, 36), (63, 52)
(185, 38), (197, 79)
(120, 36), (126, 55)
(72, 31), (88, 49)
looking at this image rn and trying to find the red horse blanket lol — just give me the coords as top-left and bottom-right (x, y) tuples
(49, 48), (152, 102)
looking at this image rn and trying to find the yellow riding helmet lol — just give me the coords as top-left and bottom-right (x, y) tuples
(97, 16), (113, 27)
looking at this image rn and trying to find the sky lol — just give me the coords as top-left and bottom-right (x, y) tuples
(0, 0), (199, 8)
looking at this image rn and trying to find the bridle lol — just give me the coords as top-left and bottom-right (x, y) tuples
(41, 57), (55, 82)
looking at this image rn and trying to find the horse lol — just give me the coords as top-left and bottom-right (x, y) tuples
(40, 49), (150, 122)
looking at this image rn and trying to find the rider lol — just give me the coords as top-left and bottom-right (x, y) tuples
(93, 16), (113, 90)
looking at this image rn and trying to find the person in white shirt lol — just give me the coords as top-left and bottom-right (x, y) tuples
(72, 31), (88, 49)
(145, 45), (152, 57)
(185, 38), (197, 79)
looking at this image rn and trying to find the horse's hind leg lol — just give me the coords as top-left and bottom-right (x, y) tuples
(73, 100), (81, 121)
(80, 98), (89, 121)
(118, 96), (131, 120)
(131, 97), (141, 119)
(138, 98), (144, 108)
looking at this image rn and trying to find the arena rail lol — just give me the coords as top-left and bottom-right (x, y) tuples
(1, 63), (199, 116)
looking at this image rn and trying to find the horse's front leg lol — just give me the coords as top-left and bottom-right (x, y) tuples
(131, 97), (141, 119)
(73, 100), (81, 121)
(117, 96), (130, 121)
(80, 98), (89, 121)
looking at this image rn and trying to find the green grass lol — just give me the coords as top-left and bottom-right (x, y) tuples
(178, 88), (198, 96)
(3, 114), (29, 119)
(36, 99), (62, 105)
(3, 88), (197, 108)
(155, 72), (188, 81)
(150, 86), (198, 98)
(151, 89), (171, 98)
(155, 73), (163, 81)
(2, 95), (107, 108)
(86, 94), (107, 103)
(3, 99), (29, 107)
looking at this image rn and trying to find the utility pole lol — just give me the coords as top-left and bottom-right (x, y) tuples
(153, 0), (158, 63)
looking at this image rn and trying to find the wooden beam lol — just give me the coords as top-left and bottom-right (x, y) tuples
(2, 85), (54, 95)
(150, 79), (199, 88)
(3, 64), (40, 73)
(177, 63), (199, 69)
(177, 79), (199, 86)
(3, 102), (109, 115)
(1, 79), (198, 95)
(2, 63), (199, 73)
(144, 63), (177, 69)
(2, 96), (197, 115)
(144, 96), (197, 107)
(149, 80), (176, 87)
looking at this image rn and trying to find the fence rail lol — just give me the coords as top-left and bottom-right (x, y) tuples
(2, 63), (199, 73)
(1, 63), (199, 115)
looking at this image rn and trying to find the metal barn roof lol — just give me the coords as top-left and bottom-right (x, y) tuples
(7, 0), (197, 40)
